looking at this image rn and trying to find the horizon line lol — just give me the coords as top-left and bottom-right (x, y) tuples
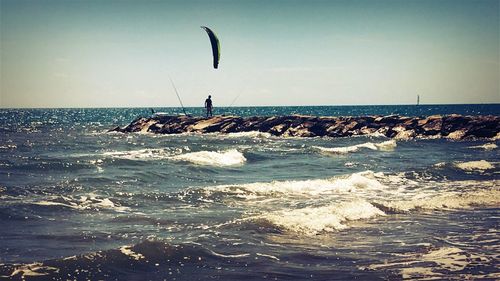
(1, 102), (499, 110)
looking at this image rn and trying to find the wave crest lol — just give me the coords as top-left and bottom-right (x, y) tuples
(250, 200), (385, 234)
(223, 131), (272, 139)
(33, 194), (129, 212)
(375, 187), (500, 213)
(200, 171), (386, 198)
(1, 240), (253, 279)
(314, 140), (397, 154)
(101, 148), (176, 160)
(454, 160), (495, 172)
(469, 143), (497, 150)
(172, 149), (246, 166)
(365, 245), (497, 279)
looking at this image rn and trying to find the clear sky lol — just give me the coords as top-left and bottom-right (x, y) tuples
(1, 0), (499, 108)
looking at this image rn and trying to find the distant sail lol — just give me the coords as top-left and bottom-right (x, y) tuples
(417, 95), (420, 106)
(201, 26), (220, 69)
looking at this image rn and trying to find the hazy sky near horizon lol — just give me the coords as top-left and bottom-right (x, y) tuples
(1, 0), (499, 108)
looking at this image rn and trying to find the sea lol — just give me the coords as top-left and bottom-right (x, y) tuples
(0, 104), (499, 280)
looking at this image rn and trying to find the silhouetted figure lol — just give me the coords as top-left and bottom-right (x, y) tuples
(205, 95), (213, 117)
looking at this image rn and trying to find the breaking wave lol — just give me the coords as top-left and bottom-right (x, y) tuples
(223, 131), (272, 139)
(365, 246), (498, 279)
(249, 199), (385, 234)
(313, 140), (397, 154)
(454, 160), (495, 172)
(235, 182), (499, 235)
(101, 148), (178, 160)
(374, 186), (500, 213)
(468, 143), (497, 150)
(199, 171), (386, 198)
(192, 171), (500, 235)
(171, 149), (247, 166)
(33, 194), (129, 212)
(0, 240), (255, 280)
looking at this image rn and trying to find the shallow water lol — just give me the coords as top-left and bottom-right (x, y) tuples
(0, 105), (499, 280)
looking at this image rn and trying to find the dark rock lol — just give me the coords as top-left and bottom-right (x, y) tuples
(465, 116), (499, 138)
(269, 123), (289, 136)
(108, 126), (122, 133)
(111, 114), (500, 140)
(240, 117), (265, 131)
(446, 129), (467, 140)
(394, 129), (416, 140)
(220, 121), (240, 133)
(420, 115), (443, 135)
(359, 126), (377, 135)
(283, 124), (315, 137)
(188, 116), (232, 133)
(441, 114), (470, 134)
(122, 117), (148, 132)
(341, 121), (360, 135)
(160, 122), (185, 134)
(374, 115), (401, 125)
(148, 123), (164, 133)
(325, 121), (345, 137)
(402, 118), (418, 129)
(376, 126), (391, 137)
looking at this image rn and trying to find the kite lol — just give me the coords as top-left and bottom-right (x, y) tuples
(201, 26), (220, 69)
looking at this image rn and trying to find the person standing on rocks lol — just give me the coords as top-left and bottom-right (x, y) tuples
(205, 95), (213, 117)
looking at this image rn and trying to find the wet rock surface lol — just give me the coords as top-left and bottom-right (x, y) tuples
(110, 114), (500, 140)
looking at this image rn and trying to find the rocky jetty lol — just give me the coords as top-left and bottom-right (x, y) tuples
(109, 114), (500, 140)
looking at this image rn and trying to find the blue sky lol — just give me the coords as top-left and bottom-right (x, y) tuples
(1, 0), (498, 107)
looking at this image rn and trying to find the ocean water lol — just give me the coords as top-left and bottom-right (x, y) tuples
(0, 105), (499, 280)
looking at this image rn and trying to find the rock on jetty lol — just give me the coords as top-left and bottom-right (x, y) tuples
(109, 114), (500, 140)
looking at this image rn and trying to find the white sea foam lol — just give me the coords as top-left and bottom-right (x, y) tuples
(469, 143), (497, 150)
(203, 171), (499, 236)
(366, 246), (494, 279)
(433, 162), (447, 168)
(376, 140), (398, 150)
(420, 247), (480, 271)
(224, 131), (272, 139)
(256, 253), (280, 261)
(202, 170), (499, 210)
(0, 143), (17, 149)
(375, 186), (500, 212)
(102, 148), (176, 160)
(314, 140), (396, 154)
(252, 200), (385, 234)
(172, 149), (246, 166)
(119, 246), (145, 260)
(491, 132), (500, 141)
(7, 263), (59, 277)
(454, 160), (495, 172)
(34, 195), (129, 212)
(208, 249), (251, 258)
(364, 131), (387, 138)
(203, 171), (386, 198)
